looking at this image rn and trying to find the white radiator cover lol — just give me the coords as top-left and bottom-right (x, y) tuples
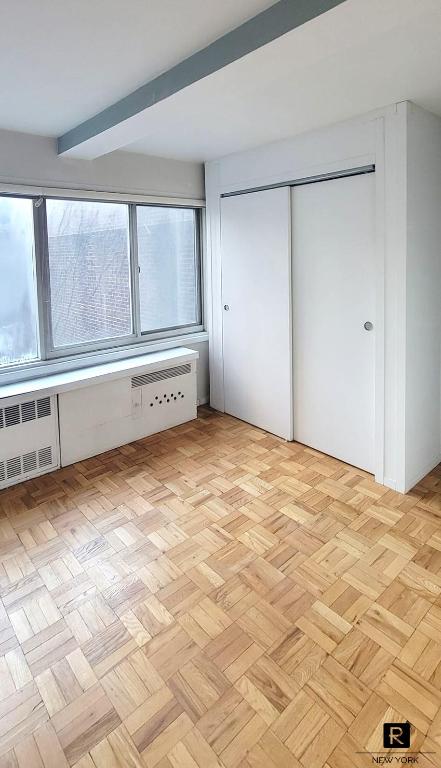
(0, 349), (198, 485)
(0, 394), (60, 489)
(58, 359), (197, 466)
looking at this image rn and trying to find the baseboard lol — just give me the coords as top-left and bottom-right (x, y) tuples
(197, 396), (209, 406)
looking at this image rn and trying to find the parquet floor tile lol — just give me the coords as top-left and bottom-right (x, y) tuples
(0, 407), (440, 765)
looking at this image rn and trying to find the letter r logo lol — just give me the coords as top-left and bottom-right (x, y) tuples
(389, 726), (404, 745)
(383, 722), (410, 749)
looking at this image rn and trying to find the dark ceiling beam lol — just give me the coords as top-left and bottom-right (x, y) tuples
(58, 0), (347, 156)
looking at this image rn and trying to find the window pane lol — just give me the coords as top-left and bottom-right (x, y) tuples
(137, 207), (200, 332)
(0, 196), (39, 367)
(47, 200), (132, 348)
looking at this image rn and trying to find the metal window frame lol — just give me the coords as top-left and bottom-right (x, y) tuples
(0, 191), (204, 376)
(195, 207), (204, 327)
(0, 192), (42, 369)
(32, 197), (48, 362)
(135, 202), (204, 337)
(129, 203), (142, 338)
(43, 197), (136, 359)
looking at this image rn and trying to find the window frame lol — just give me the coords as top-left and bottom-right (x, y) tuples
(135, 202), (203, 338)
(43, 196), (138, 358)
(0, 191), (42, 368)
(0, 191), (204, 374)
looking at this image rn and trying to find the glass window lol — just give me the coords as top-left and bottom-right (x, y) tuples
(0, 196), (39, 367)
(0, 196), (202, 373)
(46, 199), (132, 348)
(137, 206), (201, 333)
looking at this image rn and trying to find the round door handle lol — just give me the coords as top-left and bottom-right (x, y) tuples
(223, 304), (230, 311)
(364, 321), (374, 331)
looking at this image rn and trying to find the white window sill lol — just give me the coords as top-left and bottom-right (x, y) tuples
(0, 333), (207, 401)
(0, 346), (199, 402)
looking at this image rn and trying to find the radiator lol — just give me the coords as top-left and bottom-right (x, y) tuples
(58, 359), (197, 466)
(0, 394), (60, 489)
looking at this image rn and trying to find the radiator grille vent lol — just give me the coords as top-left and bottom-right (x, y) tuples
(23, 451), (37, 473)
(38, 447), (53, 467)
(0, 446), (53, 486)
(5, 405), (20, 427)
(0, 397), (51, 430)
(131, 363), (191, 388)
(21, 401), (36, 422)
(6, 456), (21, 479)
(37, 397), (51, 419)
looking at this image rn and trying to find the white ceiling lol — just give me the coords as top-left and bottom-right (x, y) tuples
(2, 0), (441, 162)
(124, 0), (441, 160)
(0, 0), (274, 135)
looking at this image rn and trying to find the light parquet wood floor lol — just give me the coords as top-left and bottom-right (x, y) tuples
(0, 408), (440, 767)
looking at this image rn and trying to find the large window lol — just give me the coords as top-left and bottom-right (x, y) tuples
(0, 194), (202, 370)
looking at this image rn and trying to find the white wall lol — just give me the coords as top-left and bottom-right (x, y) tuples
(0, 128), (204, 199)
(405, 104), (441, 488)
(205, 102), (428, 492)
(190, 341), (210, 405)
(0, 128), (210, 405)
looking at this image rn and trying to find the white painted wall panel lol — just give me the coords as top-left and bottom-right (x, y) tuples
(216, 111), (377, 193)
(404, 103), (441, 489)
(189, 341), (210, 404)
(0, 129), (204, 200)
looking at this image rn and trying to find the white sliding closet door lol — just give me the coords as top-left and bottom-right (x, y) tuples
(221, 187), (292, 439)
(292, 173), (376, 472)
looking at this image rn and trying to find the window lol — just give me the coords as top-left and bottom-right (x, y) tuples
(137, 206), (201, 332)
(0, 196), (39, 366)
(46, 200), (132, 348)
(0, 194), (202, 371)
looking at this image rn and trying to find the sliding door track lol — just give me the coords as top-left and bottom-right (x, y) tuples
(220, 164), (375, 198)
